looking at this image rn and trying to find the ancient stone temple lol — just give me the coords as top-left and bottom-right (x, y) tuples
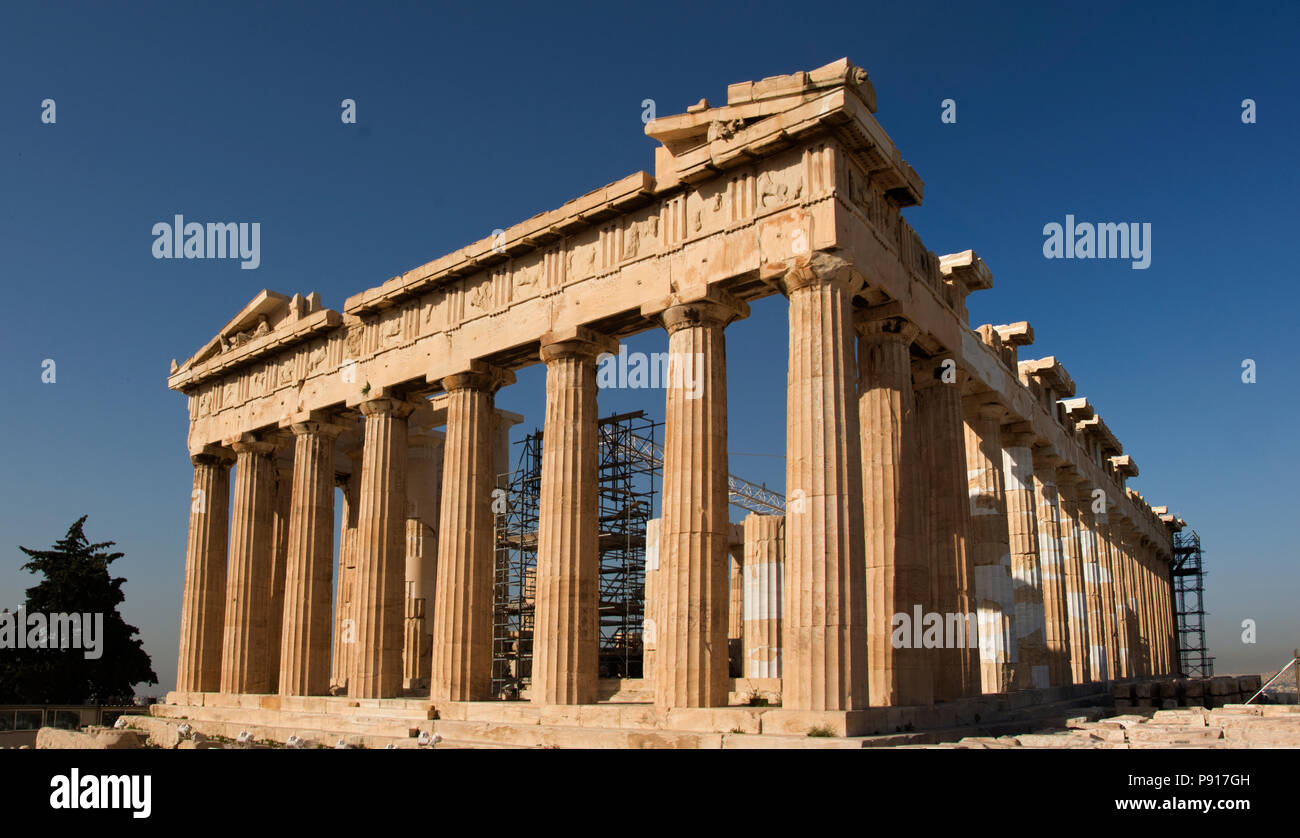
(162, 59), (1186, 746)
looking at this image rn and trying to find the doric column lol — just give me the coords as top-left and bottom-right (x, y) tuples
(278, 421), (343, 696)
(531, 328), (615, 705)
(266, 455), (292, 692)
(221, 435), (277, 695)
(1170, 548), (1180, 675)
(1137, 535), (1157, 675)
(177, 445), (234, 694)
(642, 518), (661, 679)
(1115, 519), (1144, 675)
(742, 514), (784, 679)
(1092, 499), (1122, 680)
(780, 254), (868, 711)
(962, 399), (1016, 694)
(914, 359), (980, 699)
(431, 363), (514, 702)
(350, 397), (415, 699)
(1056, 473), (1092, 684)
(1002, 429), (1049, 690)
(403, 429), (443, 691)
(857, 312), (931, 706)
(1077, 491), (1113, 681)
(1097, 505), (1130, 678)
(653, 290), (746, 709)
(728, 547), (744, 669)
(1030, 448), (1071, 687)
(330, 453), (361, 691)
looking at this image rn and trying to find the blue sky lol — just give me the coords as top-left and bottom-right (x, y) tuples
(1, 0), (1295, 691)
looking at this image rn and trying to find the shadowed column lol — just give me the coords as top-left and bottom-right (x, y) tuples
(350, 398), (414, 699)
(177, 445), (234, 694)
(432, 364), (514, 702)
(1002, 429), (1049, 689)
(1030, 448), (1071, 686)
(653, 291), (746, 709)
(330, 449), (361, 692)
(221, 435), (277, 694)
(403, 429), (443, 692)
(914, 358), (980, 699)
(267, 455), (292, 692)
(742, 514), (784, 679)
(963, 400), (1016, 693)
(279, 421), (342, 696)
(1077, 490), (1112, 682)
(1057, 474), (1092, 684)
(1097, 505), (1130, 678)
(857, 312), (931, 707)
(532, 328), (615, 705)
(780, 254), (868, 711)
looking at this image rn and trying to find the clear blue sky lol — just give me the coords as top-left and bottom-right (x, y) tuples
(2, 0), (1295, 692)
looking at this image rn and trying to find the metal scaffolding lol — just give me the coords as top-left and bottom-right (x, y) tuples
(491, 410), (661, 698)
(1172, 529), (1213, 678)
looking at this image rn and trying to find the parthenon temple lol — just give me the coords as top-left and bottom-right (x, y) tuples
(164, 59), (1187, 742)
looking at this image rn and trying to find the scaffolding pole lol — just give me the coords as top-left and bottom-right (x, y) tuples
(1172, 529), (1214, 678)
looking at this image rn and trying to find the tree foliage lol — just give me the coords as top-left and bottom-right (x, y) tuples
(0, 516), (157, 703)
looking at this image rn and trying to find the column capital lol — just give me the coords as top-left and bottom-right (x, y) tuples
(290, 420), (347, 439)
(1000, 422), (1039, 450)
(779, 252), (863, 296)
(652, 287), (749, 335)
(962, 395), (1009, 422)
(358, 397), (417, 419)
(911, 354), (967, 391)
(441, 361), (516, 394)
(539, 325), (619, 363)
(228, 433), (277, 455)
(855, 312), (919, 345)
(1031, 442), (1065, 470)
(191, 443), (235, 468)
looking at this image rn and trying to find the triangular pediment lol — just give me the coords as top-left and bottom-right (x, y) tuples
(173, 289), (326, 374)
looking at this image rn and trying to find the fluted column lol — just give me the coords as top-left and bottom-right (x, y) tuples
(331, 454), (361, 691)
(531, 329), (614, 705)
(350, 398), (415, 699)
(1093, 501), (1124, 679)
(432, 364), (514, 702)
(642, 518), (661, 678)
(1116, 520), (1144, 675)
(1137, 535), (1157, 675)
(742, 514), (784, 679)
(177, 446), (234, 693)
(266, 455), (292, 691)
(653, 291), (746, 709)
(1030, 449), (1071, 687)
(1057, 474), (1092, 684)
(1002, 430), (1049, 689)
(1076, 491), (1107, 680)
(963, 400), (1016, 694)
(728, 548), (744, 667)
(278, 421), (342, 696)
(221, 436), (277, 694)
(1098, 507), (1130, 678)
(1077, 492), (1112, 681)
(914, 360), (979, 699)
(858, 313), (930, 706)
(1167, 556), (1179, 673)
(403, 429), (443, 691)
(780, 254), (868, 711)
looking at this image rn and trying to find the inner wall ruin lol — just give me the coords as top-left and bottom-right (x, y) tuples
(166, 59), (1185, 734)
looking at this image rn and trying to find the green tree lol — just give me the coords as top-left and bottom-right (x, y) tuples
(0, 516), (157, 703)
